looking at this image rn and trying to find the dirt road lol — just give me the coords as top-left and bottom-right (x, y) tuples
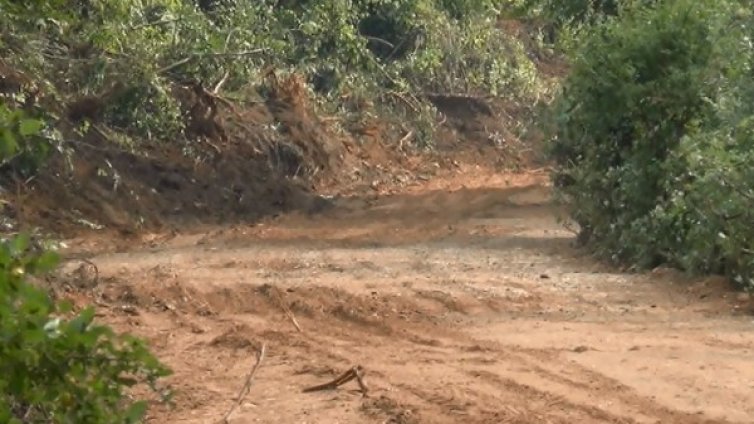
(64, 170), (754, 423)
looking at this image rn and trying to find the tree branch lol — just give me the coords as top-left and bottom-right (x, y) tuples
(158, 49), (268, 75)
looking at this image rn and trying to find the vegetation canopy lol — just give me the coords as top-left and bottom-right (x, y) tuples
(548, 0), (754, 289)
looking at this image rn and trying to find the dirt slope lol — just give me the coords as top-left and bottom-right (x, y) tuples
(57, 168), (754, 424)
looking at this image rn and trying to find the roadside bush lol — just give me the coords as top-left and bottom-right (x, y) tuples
(0, 234), (171, 423)
(400, 9), (540, 98)
(436, 0), (501, 21)
(514, 0), (655, 52)
(652, 21), (754, 286)
(0, 103), (57, 177)
(0, 109), (170, 422)
(656, 119), (754, 287)
(550, 0), (754, 287)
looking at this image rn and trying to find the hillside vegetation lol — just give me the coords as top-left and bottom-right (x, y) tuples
(1, 0), (562, 238)
(0, 0), (544, 163)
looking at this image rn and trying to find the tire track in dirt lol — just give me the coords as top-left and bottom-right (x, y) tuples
(60, 171), (754, 423)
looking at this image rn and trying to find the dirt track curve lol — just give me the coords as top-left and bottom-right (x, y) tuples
(62, 170), (754, 424)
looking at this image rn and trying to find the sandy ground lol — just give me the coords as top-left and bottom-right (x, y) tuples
(61, 169), (754, 424)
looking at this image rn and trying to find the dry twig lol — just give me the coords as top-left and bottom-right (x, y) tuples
(398, 130), (414, 150)
(213, 71), (230, 94)
(270, 286), (303, 333)
(386, 91), (419, 113)
(363, 35), (395, 49)
(158, 49), (267, 75)
(220, 343), (267, 424)
(302, 365), (368, 397)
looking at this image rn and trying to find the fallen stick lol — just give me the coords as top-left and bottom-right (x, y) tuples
(213, 71), (229, 94)
(302, 365), (368, 396)
(353, 366), (368, 396)
(271, 286), (303, 333)
(398, 130), (413, 150)
(285, 308), (303, 333)
(220, 343), (267, 424)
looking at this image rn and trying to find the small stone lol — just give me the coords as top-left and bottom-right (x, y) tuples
(120, 305), (139, 316)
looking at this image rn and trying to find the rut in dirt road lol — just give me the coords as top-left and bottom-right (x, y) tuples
(68, 173), (754, 424)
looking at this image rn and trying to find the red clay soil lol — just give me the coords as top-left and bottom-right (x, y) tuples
(54, 167), (754, 424)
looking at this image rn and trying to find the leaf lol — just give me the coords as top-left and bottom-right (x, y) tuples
(23, 327), (45, 344)
(10, 234), (30, 256)
(0, 402), (13, 423)
(57, 299), (74, 313)
(68, 307), (95, 333)
(0, 129), (18, 156)
(124, 401), (148, 424)
(44, 317), (61, 333)
(19, 118), (44, 137)
(34, 251), (60, 272)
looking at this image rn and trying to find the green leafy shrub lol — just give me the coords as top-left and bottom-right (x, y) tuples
(401, 13), (540, 98)
(0, 234), (171, 423)
(656, 122), (754, 286)
(524, 0), (621, 26)
(0, 103), (59, 177)
(436, 0), (500, 20)
(550, 0), (754, 287)
(515, 0), (655, 52)
(1, 0), (545, 156)
(649, 15), (754, 286)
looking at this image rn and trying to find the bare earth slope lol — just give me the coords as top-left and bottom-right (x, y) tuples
(61, 169), (754, 424)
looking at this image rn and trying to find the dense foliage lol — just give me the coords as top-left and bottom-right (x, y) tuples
(522, 0), (620, 26)
(550, 0), (754, 288)
(0, 103), (57, 177)
(0, 237), (170, 423)
(0, 0), (543, 151)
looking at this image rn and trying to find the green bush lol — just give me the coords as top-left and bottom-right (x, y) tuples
(0, 234), (171, 423)
(525, 0), (621, 26)
(657, 121), (754, 286)
(651, 16), (754, 286)
(514, 0), (655, 52)
(399, 8), (540, 98)
(550, 0), (754, 287)
(1, 0), (544, 153)
(0, 103), (52, 176)
(436, 0), (501, 21)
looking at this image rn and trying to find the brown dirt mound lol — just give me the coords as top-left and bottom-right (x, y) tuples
(5, 58), (545, 248)
(8, 73), (347, 237)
